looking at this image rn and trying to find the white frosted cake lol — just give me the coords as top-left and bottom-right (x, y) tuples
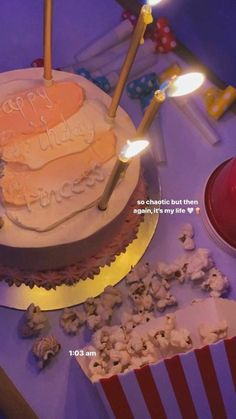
(0, 69), (146, 288)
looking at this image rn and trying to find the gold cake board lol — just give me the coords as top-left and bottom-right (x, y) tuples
(0, 156), (159, 311)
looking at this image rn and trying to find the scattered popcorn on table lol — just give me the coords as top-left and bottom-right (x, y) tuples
(201, 268), (230, 297)
(19, 303), (48, 338)
(198, 320), (228, 345)
(149, 275), (177, 311)
(179, 223), (194, 239)
(60, 286), (122, 334)
(186, 248), (213, 280)
(60, 307), (86, 335)
(57, 227), (232, 380)
(126, 261), (150, 285)
(32, 335), (61, 369)
(155, 261), (179, 279)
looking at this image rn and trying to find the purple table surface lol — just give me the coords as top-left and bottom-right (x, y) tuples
(0, 2), (236, 418)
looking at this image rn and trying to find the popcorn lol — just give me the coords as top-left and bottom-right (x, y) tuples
(149, 315), (191, 353)
(109, 348), (131, 373)
(84, 297), (97, 315)
(182, 237), (195, 251)
(179, 223), (195, 251)
(126, 262), (150, 285)
(186, 248), (213, 281)
(60, 307), (86, 335)
(155, 261), (179, 279)
(132, 293), (154, 313)
(141, 312), (154, 325)
(127, 334), (144, 355)
(19, 303), (48, 338)
(129, 281), (147, 297)
(149, 277), (177, 311)
(100, 285), (122, 308)
(127, 356), (144, 370)
(109, 325), (127, 349)
(201, 268), (229, 297)
(32, 335), (61, 369)
(92, 327), (112, 352)
(96, 304), (113, 322)
(121, 312), (142, 333)
(83, 285), (122, 331)
(179, 223), (194, 238)
(164, 314), (176, 333)
(148, 329), (169, 350)
(126, 268), (140, 285)
(171, 258), (189, 283)
(87, 314), (104, 331)
(129, 280), (154, 312)
(121, 311), (154, 334)
(198, 320), (228, 345)
(169, 328), (192, 351)
(88, 357), (107, 380)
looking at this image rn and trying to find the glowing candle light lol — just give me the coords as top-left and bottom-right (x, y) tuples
(167, 72), (205, 97)
(107, 0), (162, 119)
(98, 140), (149, 210)
(43, 0), (53, 86)
(136, 72), (205, 136)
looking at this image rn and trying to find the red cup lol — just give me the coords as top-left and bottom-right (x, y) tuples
(205, 158), (236, 249)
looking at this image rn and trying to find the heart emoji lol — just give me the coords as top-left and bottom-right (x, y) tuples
(187, 207), (194, 214)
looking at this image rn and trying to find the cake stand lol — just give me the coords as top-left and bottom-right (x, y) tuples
(0, 151), (160, 310)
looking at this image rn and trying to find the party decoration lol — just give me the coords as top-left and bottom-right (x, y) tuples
(75, 19), (133, 62)
(204, 85), (236, 120)
(75, 67), (111, 93)
(152, 17), (177, 52)
(173, 99), (221, 145)
(158, 63), (182, 84)
(127, 72), (159, 100)
(31, 58), (44, 68)
(122, 9), (138, 26)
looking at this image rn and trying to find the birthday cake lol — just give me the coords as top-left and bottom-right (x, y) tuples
(0, 68), (145, 288)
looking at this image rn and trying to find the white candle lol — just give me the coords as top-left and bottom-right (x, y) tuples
(75, 20), (133, 62)
(173, 98), (220, 145)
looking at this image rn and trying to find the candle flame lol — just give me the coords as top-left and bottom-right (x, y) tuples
(119, 140), (149, 161)
(167, 72), (205, 97)
(147, 0), (163, 5)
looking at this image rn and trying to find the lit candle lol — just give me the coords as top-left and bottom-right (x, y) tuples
(136, 89), (166, 137)
(136, 72), (205, 136)
(107, 0), (162, 119)
(43, 0), (53, 85)
(98, 140), (149, 210)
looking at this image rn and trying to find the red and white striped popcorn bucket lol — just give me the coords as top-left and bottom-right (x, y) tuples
(77, 299), (236, 419)
(96, 336), (236, 419)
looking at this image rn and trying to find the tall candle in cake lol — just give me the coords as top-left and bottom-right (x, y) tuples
(43, 0), (53, 85)
(98, 140), (149, 210)
(107, 0), (163, 119)
(136, 72), (205, 137)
